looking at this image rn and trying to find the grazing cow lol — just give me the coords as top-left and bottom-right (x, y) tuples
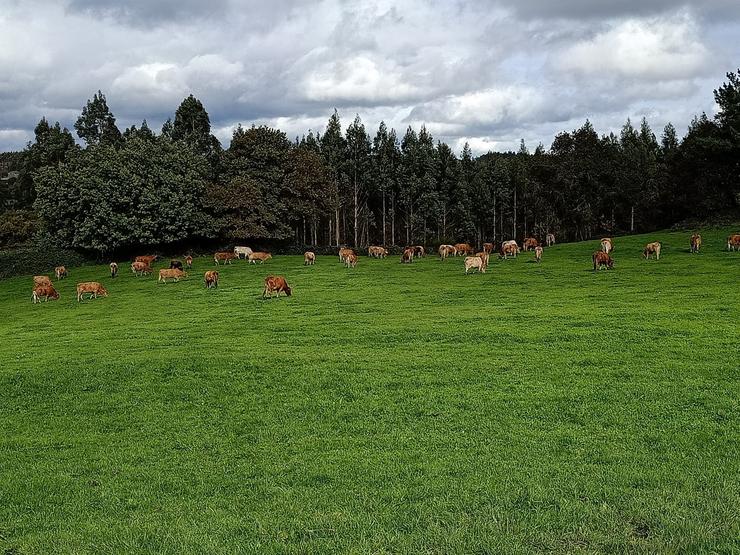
(185, 255), (193, 269)
(438, 244), (457, 259)
(32, 284), (59, 303)
(214, 251), (237, 265)
(234, 246), (253, 259)
(535, 246), (543, 262)
(204, 270), (219, 288)
(464, 256), (486, 274)
(413, 245), (425, 258)
(601, 238), (613, 254)
(500, 240), (520, 259)
(304, 251), (316, 265)
(131, 261), (151, 276)
(523, 237), (539, 251)
(690, 234), (702, 254)
(546, 233), (556, 247)
(345, 252), (358, 268)
(475, 251), (490, 266)
(55, 266), (67, 280)
(643, 242), (661, 260)
(368, 245), (388, 258)
(727, 234), (740, 251)
(158, 268), (187, 283)
(483, 242), (494, 254)
(76, 282), (108, 302)
(135, 255), (158, 265)
(401, 247), (414, 263)
(249, 252), (272, 264)
(454, 243), (474, 256)
(110, 262), (118, 278)
(33, 275), (52, 287)
(593, 251), (614, 271)
(169, 259), (183, 270)
(339, 247), (355, 262)
(263, 275), (292, 298)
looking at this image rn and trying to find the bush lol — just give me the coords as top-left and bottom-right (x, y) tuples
(0, 210), (38, 248)
(0, 241), (92, 279)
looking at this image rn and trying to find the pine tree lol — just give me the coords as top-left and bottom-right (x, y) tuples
(74, 90), (122, 147)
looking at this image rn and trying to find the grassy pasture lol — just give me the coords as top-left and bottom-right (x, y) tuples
(0, 228), (738, 554)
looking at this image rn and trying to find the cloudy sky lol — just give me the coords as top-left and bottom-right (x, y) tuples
(1, 0), (738, 154)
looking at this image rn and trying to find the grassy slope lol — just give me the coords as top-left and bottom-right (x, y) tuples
(0, 229), (738, 554)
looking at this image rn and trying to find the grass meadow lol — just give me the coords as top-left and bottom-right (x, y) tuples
(0, 228), (738, 554)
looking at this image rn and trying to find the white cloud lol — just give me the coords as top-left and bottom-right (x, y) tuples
(556, 14), (710, 80)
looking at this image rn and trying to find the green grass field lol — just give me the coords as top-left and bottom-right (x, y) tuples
(1, 229), (738, 554)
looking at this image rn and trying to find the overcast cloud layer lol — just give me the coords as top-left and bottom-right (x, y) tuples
(1, 0), (738, 154)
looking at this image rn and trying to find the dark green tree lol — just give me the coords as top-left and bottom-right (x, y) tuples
(74, 90), (122, 147)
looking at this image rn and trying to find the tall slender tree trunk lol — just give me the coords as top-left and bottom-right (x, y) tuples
(391, 194), (396, 245)
(353, 180), (359, 248)
(493, 194), (497, 243)
(630, 206), (635, 232)
(382, 191), (387, 246)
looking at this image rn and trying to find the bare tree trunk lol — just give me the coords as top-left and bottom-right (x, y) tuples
(630, 206), (635, 232)
(391, 194), (396, 245)
(382, 190), (387, 246)
(493, 194), (497, 243)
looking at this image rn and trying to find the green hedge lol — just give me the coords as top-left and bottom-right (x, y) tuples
(0, 244), (93, 279)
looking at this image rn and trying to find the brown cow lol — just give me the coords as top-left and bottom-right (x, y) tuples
(135, 255), (158, 265)
(546, 233), (555, 247)
(464, 256), (486, 274)
(368, 246), (388, 258)
(643, 242), (661, 260)
(76, 282), (108, 302)
(401, 247), (414, 263)
(483, 242), (494, 254)
(158, 268), (187, 283)
(33, 275), (52, 287)
(475, 251), (490, 267)
(534, 246), (543, 262)
(345, 252), (358, 268)
(690, 234), (701, 254)
(204, 270), (219, 288)
(55, 266), (67, 280)
(263, 275), (292, 298)
(185, 255), (193, 269)
(304, 251), (316, 265)
(339, 247), (355, 262)
(454, 243), (474, 256)
(110, 262), (118, 278)
(601, 238), (613, 254)
(131, 261), (151, 276)
(593, 251), (614, 271)
(523, 237), (539, 251)
(214, 251), (237, 265)
(438, 244), (457, 259)
(249, 252), (272, 264)
(413, 245), (425, 258)
(499, 240), (520, 259)
(727, 234), (740, 251)
(32, 284), (60, 303)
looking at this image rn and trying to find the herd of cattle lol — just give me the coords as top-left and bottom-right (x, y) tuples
(28, 233), (740, 303)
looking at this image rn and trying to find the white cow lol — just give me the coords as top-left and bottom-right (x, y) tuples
(234, 246), (253, 259)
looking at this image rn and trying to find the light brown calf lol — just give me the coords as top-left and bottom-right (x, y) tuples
(204, 270), (219, 288)
(535, 246), (543, 262)
(33, 275), (52, 287)
(500, 240), (520, 259)
(263, 275), (292, 298)
(438, 244), (457, 259)
(601, 238), (613, 254)
(345, 252), (358, 268)
(214, 251), (237, 265)
(727, 234), (740, 251)
(131, 261), (151, 276)
(368, 246), (388, 258)
(304, 251), (316, 265)
(32, 284), (60, 303)
(76, 282), (108, 302)
(185, 255), (193, 269)
(523, 237), (539, 251)
(339, 247), (354, 262)
(483, 242), (494, 254)
(464, 256), (486, 274)
(110, 262), (118, 278)
(690, 234), (701, 254)
(158, 268), (187, 283)
(643, 242), (661, 260)
(135, 255), (158, 265)
(249, 252), (272, 264)
(546, 233), (555, 247)
(401, 248), (414, 263)
(55, 266), (67, 280)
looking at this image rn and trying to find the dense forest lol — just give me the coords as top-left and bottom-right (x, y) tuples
(1, 71), (738, 254)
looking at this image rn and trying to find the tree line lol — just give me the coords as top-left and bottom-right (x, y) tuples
(1, 70), (738, 254)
